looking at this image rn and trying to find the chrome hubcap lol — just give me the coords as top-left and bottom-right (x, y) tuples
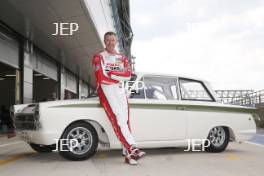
(208, 127), (225, 147)
(66, 127), (93, 155)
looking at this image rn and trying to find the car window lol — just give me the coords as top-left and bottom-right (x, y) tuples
(170, 85), (178, 99)
(144, 76), (178, 100)
(147, 85), (166, 100)
(179, 79), (213, 101)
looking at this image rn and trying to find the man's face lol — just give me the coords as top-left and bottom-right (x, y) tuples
(104, 34), (117, 52)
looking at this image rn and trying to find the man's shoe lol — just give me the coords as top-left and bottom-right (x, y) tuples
(124, 155), (138, 165)
(131, 148), (146, 160)
(135, 149), (146, 160)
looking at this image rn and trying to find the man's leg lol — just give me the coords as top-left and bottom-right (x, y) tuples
(98, 85), (133, 151)
(99, 84), (144, 164)
(111, 84), (146, 160)
(98, 85), (138, 164)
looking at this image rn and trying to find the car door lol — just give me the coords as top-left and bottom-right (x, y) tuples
(178, 78), (216, 139)
(128, 76), (187, 142)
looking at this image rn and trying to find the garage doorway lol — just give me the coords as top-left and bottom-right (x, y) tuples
(0, 62), (16, 134)
(33, 71), (58, 102)
(64, 89), (77, 99)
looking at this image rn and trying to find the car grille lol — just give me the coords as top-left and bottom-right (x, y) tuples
(14, 114), (41, 130)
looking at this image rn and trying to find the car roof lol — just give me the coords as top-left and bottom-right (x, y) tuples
(133, 71), (208, 83)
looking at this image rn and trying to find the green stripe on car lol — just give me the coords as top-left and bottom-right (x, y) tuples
(50, 103), (256, 114)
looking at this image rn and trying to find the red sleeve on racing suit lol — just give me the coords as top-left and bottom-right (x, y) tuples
(92, 54), (118, 87)
(107, 56), (132, 78)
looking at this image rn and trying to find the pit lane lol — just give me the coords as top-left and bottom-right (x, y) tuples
(0, 134), (263, 176)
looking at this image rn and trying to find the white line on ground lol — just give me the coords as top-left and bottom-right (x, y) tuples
(245, 141), (264, 147)
(0, 141), (24, 148)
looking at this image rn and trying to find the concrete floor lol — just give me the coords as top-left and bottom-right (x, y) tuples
(0, 135), (264, 176)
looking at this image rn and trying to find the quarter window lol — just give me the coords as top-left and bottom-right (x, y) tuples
(179, 79), (213, 101)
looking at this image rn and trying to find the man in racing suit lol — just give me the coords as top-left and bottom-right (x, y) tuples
(92, 32), (145, 165)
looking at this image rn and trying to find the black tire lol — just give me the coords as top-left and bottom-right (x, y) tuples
(29, 143), (55, 153)
(205, 126), (229, 153)
(59, 122), (98, 161)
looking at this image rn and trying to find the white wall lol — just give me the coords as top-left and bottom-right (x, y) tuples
(83, 0), (121, 51)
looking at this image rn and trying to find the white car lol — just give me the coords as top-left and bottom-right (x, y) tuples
(11, 72), (257, 161)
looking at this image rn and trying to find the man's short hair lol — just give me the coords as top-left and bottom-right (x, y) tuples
(104, 31), (116, 40)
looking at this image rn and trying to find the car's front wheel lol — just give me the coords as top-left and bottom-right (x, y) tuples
(59, 122), (98, 161)
(205, 126), (229, 153)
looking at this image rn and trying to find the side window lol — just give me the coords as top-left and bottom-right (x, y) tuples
(146, 85), (166, 100)
(144, 77), (178, 100)
(179, 79), (213, 101)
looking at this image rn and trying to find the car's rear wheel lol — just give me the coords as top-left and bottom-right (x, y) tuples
(59, 122), (98, 161)
(205, 126), (229, 152)
(29, 143), (55, 153)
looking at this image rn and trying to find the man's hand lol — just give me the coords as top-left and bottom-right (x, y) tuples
(107, 69), (131, 78)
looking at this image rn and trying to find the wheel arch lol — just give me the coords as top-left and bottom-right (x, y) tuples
(226, 126), (236, 141)
(206, 125), (235, 141)
(60, 119), (110, 147)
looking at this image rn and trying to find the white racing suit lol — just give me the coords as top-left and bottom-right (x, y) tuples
(92, 50), (136, 154)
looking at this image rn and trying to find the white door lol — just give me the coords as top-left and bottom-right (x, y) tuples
(129, 76), (187, 142)
(178, 78), (217, 139)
